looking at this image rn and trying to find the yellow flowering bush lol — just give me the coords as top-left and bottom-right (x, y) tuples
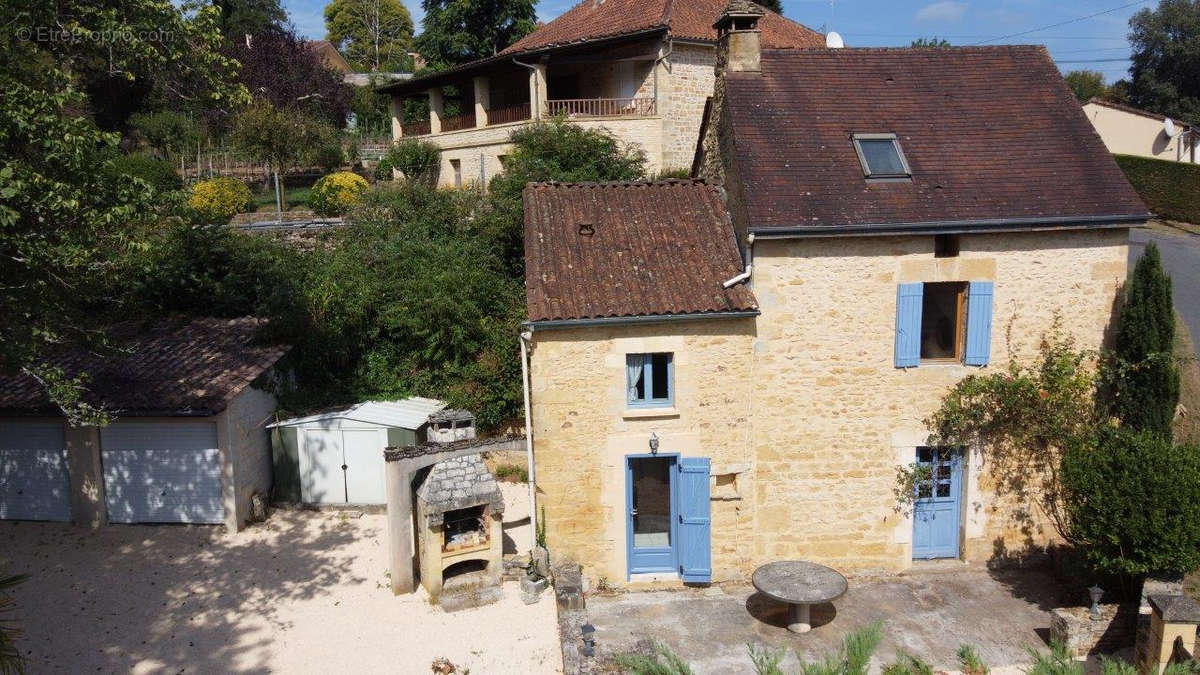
(187, 177), (251, 221)
(309, 171), (369, 216)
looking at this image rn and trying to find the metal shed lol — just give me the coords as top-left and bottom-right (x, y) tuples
(269, 398), (446, 505)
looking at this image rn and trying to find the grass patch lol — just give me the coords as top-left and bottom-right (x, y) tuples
(249, 186), (312, 212)
(1114, 154), (1200, 225)
(1175, 310), (1200, 445)
(493, 463), (528, 483)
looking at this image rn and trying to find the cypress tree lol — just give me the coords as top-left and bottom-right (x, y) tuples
(1113, 241), (1179, 436)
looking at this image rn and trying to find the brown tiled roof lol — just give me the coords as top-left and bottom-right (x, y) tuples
(524, 180), (758, 323)
(722, 46), (1151, 234)
(0, 317), (288, 416)
(501, 0), (822, 55)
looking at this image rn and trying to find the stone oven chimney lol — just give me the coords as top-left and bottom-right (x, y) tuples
(714, 0), (764, 73)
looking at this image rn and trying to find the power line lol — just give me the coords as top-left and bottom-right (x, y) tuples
(1054, 57), (1133, 64)
(969, 0), (1153, 46)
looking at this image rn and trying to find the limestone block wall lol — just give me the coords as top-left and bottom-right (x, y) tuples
(529, 319), (757, 584)
(749, 229), (1129, 572)
(662, 43), (717, 170)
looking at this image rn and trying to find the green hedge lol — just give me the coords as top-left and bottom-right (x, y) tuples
(1113, 154), (1200, 225)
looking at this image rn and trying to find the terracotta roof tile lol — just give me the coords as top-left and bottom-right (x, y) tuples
(500, 0), (822, 55)
(722, 46), (1150, 232)
(0, 317), (289, 416)
(524, 180), (757, 323)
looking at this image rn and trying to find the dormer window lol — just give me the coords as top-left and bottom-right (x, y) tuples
(852, 133), (911, 180)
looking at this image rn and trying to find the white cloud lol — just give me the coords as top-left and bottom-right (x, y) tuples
(916, 1), (967, 22)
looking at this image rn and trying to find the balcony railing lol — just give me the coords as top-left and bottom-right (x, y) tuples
(440, 112), (476, 133)
(404, 120), (431, 137)
(487, 102), (532, 126)
(546, 97), (657, 118)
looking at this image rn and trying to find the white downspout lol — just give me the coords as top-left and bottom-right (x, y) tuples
(520, 329), (538, 551)
(722, 232), (755, 288)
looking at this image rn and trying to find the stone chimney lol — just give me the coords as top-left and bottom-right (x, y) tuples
(713, 0), (764, 73)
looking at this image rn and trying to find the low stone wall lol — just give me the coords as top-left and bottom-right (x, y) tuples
(1051, 604), (1139, 657)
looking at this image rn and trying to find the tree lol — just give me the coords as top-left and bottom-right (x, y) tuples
(1061, 427), (1200, 577)
(1064, 70), (1107, 102)
(415, 0), (537, 68)
(911, 37), (951, 48)
(484, 118), (647, 274)
(212, 0), (288, 40)
(1128, 0), (1200, 124)
(324, 0), (415, 71)
(757, 0), (784, 14)
(1110, 241), (1179, 436)
(0, 4), (178, 423)
(230, 102), (343, 208)
(0, 574), (29, 674)
(225, 28), (353, 127)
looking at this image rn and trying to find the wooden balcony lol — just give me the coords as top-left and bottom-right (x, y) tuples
(440, 112), (476, 133)
(546, 97), (657, 118)
(487, 102), (531, 126)
(405, 120), (431, 137)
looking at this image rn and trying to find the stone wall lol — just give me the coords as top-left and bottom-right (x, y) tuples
(528, 228), (1129, 586)
(221, 386), (277, 529)
(749, 229), (1128, 572)
(529, 319), (757, 584)
(662, 43), (716, 170)
(1051, 604), (1139, 657)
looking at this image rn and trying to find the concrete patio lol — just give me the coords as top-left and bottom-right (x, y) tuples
(587, 565), (1068, 674)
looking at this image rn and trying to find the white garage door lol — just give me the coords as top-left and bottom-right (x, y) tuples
(0, 422), (71, 521)
(101, 422), (223, 524)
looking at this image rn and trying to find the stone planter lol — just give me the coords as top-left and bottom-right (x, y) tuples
(1050, 603), (1138, 657)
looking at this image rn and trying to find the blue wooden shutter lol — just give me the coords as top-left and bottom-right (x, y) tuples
(895, 283), (924, 368)
(677, 457), (711, 583)
(965, 281), (994, 366)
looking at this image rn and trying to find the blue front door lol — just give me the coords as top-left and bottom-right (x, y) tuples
(912, 446), (962, 559)
(627, 455), (678, 574)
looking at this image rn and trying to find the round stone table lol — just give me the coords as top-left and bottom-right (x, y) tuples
(752, 561), (848, 634)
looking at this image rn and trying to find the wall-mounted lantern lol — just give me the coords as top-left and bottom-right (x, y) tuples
(649, 432), (659, 454)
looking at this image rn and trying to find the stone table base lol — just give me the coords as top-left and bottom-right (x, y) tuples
(788, 603), (812, 633)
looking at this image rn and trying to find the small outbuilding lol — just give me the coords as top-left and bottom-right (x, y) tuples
(269, 398), (447, 505)
(0, 317), (288, 531)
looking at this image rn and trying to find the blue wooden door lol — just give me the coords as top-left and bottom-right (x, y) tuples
(627, 456), (678, 574)
(912, 447), (962, 559)
(677, 458), (712, 583)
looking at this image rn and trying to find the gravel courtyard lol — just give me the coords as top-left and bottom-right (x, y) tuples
(0, 482), (560, 674)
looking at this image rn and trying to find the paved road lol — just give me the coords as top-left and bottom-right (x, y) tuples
(1129, 226), (1200, 355)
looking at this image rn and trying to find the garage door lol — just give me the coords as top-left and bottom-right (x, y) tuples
(0, 422), (71, 521)
(101, 422), (223, 524)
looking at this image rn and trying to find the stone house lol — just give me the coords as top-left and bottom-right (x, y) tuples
(520, 4), (1151, 586)
(377, 0), (822, 188)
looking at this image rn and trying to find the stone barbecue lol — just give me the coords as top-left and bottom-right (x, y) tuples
(414, 454), (504, 609)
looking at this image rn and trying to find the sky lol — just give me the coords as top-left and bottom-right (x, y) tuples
(282, 0), (1152, 83)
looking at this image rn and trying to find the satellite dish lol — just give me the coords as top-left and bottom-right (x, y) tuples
(1165, 118), (1179, 138)
(826, 31), (845, 49)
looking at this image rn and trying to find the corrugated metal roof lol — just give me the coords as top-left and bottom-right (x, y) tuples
(269, 397), (447, 429)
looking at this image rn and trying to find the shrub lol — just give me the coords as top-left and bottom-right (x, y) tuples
(187, 177), (251, 221)
(1114, 154), (1200, 225)
(107, 153), (183, 193)
(309, 171), (369, 216)
(493, 463), (528, 482)
(373, 156), (395, 182)
(385, 138), (441, 186)
(1108, 241), (1179, 436)
(1061, 426), (1200, 576)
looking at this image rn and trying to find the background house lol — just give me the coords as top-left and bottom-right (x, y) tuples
(0, 317), (287, 531)
(1083, 98), (1198, 164)
(522, 7), (1151, 587)
(377, 0), (823, 187)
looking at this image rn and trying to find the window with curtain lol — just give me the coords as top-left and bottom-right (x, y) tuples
(626, 353), (673, 407)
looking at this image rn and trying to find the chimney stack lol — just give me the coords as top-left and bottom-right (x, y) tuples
(713, 0), (764, 73)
